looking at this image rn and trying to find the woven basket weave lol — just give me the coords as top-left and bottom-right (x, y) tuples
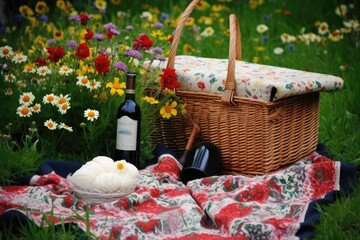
(150, 0), (320, 175)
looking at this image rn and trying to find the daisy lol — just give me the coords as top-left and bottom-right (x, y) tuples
(4, 74), (16, 83)
(17, 81), (26, 90)
(200, 27), (215, 37)
(59, 65), (74, 76)
(19, 92), (35, 106)
(256, 24), (268, 33)
(273, 47), (284, 55)
(76, 76), (90, 87)
(12, 53), (28, 63)
(280, 33), (296, 43)
(4, 88), (13, 96)
(343, 20), (359, 30)
(31, 103), (41, 113)
(0, 45), (13, 58)
(44, 119), (58, 130)
(43, 93), (57, 105)
(55, 94), (71, 106)
(328, 30), (343, 42)
(318, 22), (329, 35)
(335, 4), (347, 17)
(58, 102), (71, 114)
(17, 105), (32, 117)
(37, 66), (52, 76)
(84, 109), (100, 121)
(58, 123), (73, 132)
(86, 80), (101, 91)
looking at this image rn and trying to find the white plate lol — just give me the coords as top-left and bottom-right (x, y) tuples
(74, 188), (134, 205)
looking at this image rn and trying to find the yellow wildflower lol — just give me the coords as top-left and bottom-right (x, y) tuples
(143, 96), (159, 105)
(160, 100), (178, 119)
(35, 1), (49, 15)
(106, 77), (126, 96)
(53, 29), (64, 41)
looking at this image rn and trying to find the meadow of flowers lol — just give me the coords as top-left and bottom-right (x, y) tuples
(0, 0), (359, 238)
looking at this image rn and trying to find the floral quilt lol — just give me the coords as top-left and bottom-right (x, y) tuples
(146, 56), (343, 101)
(0, 151), (356, 240)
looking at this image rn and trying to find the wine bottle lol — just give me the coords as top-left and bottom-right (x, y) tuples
(115, 72), (141, 168)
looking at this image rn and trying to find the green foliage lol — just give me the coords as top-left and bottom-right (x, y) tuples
(0, 123), (42, 185)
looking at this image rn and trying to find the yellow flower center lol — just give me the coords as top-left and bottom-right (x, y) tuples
(21, 107), (29, 115)
(33, 105), (40, 111)
(58, 97), (66, 104)
(113, 82), (121, 89)
(47, 96), (54, 102)
(47, 122), (54, 128)
(81, 78), (88, 84)
(117, 162), (124, 170)
(2, 49), (9, 55)
(164, 105), (172, 113)
(88, 111), (95, 117)
(61, 103), (68, 110)
(23, 95), (30, 102)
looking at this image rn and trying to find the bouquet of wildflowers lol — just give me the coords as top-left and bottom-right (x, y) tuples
(0, 0), (186, 164)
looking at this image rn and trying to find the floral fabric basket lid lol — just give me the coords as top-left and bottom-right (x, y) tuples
(147, 55), (344, 101)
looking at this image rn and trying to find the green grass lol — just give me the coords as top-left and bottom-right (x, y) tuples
(0, 0), (359, 239)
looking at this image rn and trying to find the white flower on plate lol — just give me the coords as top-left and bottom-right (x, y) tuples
(67, 156), (139, 193)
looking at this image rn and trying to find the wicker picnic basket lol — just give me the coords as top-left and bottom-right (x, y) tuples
(150, 0), (321, 175)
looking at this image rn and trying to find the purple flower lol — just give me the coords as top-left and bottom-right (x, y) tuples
(161, 13), (169, 20)
(94, 33), (104, 41)
(264, 14), (271, 21)
(125, 49), (142, 59)
(66, 40), (77, 49)
(68, 15), (80, 22)
(145, 47), (164, 60)
(125, 25), (134, 30)
(288, 44), (296, 51)
(47, 39), (57, 44)
(154, 22), (164, 29)
(156, 55), (166, 61)
(104, 22), (117, 30)
(152, 47), (163, 54)
(39, 15), (49, 22)
(263, 35), (268, 43)
(113, 61), (128, 72)
(110, 28), (121, 35)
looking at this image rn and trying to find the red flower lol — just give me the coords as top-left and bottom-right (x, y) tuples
(75, 42), (90, 60)
(79, 13), (90, 25)
(84, 28), (94, 40)
(167, 36), (173, 43)
(35, 56), (46, 66)
(94, 53), (110, 75)
(105, 29), (114, 40)
(197, 81), (206, 90)
(159, 68), (180, 89)
(47, 46), (65, 63)
(133, 34), (153, 50)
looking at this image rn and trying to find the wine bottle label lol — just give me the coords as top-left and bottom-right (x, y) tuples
(116, 116), (138, 151)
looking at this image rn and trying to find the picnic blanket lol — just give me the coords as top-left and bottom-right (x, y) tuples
(0, 145), (357, 240)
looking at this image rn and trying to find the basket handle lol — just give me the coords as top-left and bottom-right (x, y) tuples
(166, 0), (242, 106)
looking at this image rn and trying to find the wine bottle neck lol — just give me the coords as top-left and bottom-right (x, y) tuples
(125, 90), (136, 100)
(126, 72), (136, 100)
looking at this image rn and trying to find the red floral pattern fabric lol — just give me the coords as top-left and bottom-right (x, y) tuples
(0, 152), (341, 239)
